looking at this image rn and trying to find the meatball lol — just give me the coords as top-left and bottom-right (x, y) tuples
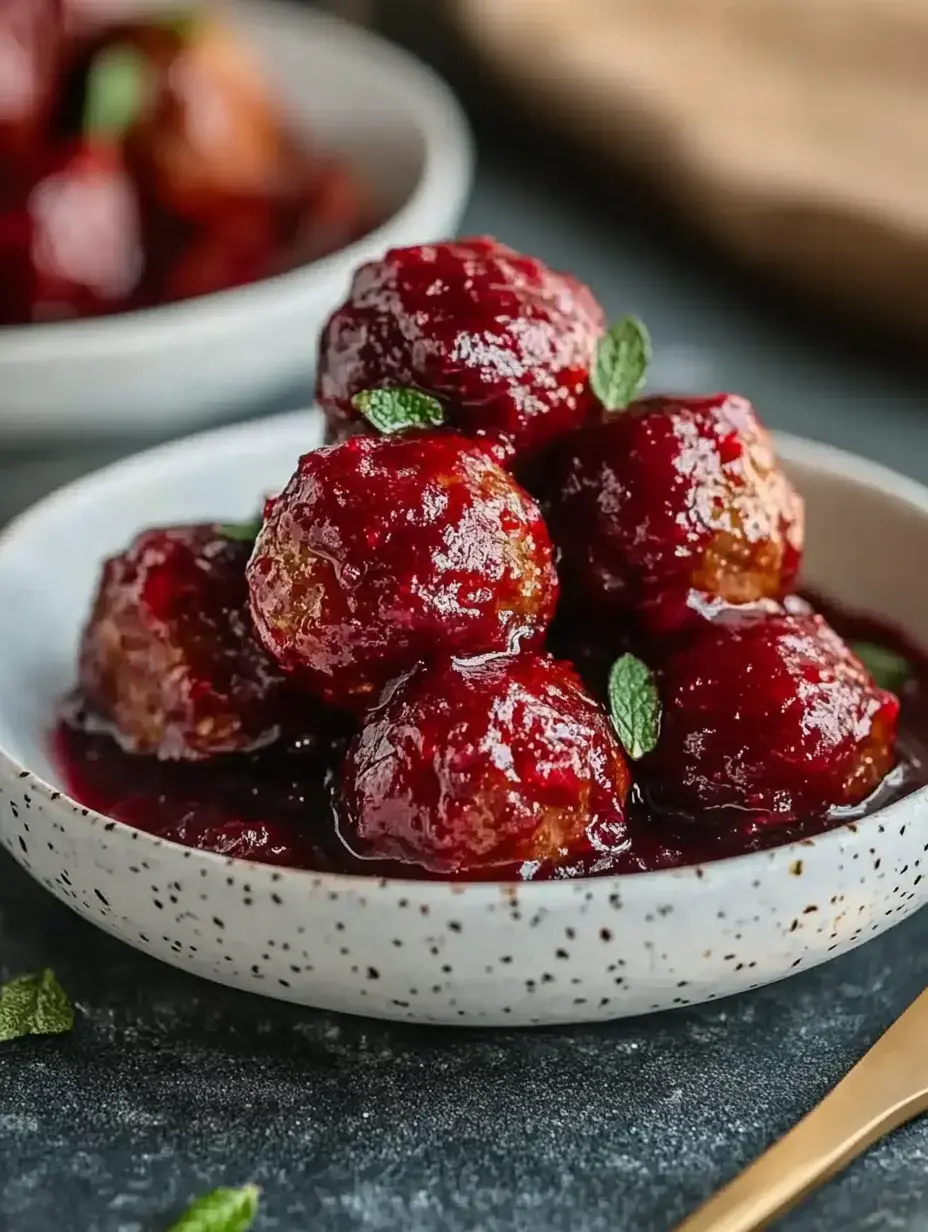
(315, 237), (605, 469)
(79, 523), (285, 761)
(124, 13), (285, 226)
(547, 394), (805, 636)
(644, 610), (900, 823)
(247, 433), (558, 711)
(338, 654), (632, 878)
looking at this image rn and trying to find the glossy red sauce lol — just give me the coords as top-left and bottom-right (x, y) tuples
(50, 600), (928, 880)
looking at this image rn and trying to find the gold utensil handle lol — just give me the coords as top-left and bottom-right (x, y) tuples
(675, 988), (928, 1232)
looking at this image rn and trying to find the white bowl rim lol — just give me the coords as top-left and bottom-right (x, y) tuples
(0, 1), (475, 363)
(0, 412), (925, 898)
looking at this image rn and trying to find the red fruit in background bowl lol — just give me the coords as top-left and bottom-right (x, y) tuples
(0, 139), (144, 324)
(0, 0), (63, 166)
(124, 12), (285, 227)
(547, 392), (804, 636)
(643, 610), (900, 824)
(338, 653), (632, 879)
(152, 198), (277, 303)
(282, 153), (370, 268)
(247, 431), (559, 712)
(315, 237), (605, 469)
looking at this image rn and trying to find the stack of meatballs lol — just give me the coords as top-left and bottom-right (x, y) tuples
(74, 237), (900, 879)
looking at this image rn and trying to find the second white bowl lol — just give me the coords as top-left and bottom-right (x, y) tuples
(0, 1), (474, 443)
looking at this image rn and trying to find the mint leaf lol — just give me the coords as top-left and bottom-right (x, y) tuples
(591, 317), (651, 412)
(166, 1185), (259, 1232)
(83, 44), (154, 142)
(608, 654), (661, 760)
(351, 388), (445, 435)
(851, 642), (911, 693)
(218, 519), (262, 544)
(0, 970), (74, 1043)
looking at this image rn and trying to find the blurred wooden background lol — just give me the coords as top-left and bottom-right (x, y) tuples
(319, 0), (928, 350)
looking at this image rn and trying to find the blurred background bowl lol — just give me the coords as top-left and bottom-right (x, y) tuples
(0, 0), (473, 445)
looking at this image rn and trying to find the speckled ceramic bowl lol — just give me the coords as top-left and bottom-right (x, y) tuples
(0, 410), (925, 1026)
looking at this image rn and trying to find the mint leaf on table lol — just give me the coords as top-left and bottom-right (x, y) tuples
(166, 1185), (259, 1232)
(351, 387), (445, 435)
(217, 519), (263, 544)
(590, 316), (652, 412)
(0, 969), (74, 1043)
(851, 641), (911, 693)
(83, 44), (154, 142)
(608, 654), (661, 761)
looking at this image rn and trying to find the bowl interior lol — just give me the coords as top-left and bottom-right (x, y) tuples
(0, 418), (927, 802)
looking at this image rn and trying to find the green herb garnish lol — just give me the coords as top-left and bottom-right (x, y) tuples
(590, 316), (651, 412)
(351, 388), (445, 435)
(83, 44), (154, 142)
(608, 654), (661, 760)
(218, 518), (262, 544)
(851, 642), (911, 693)
(165, 1185), (259, 1232)
(0, 969), (74, 1043)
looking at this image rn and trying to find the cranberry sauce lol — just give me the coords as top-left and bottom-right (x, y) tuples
(51, 603), (928, 880)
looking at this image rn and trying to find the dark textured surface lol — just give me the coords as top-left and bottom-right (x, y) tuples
(1, 7), (928, 1229)
(1, 848), (927, 1232)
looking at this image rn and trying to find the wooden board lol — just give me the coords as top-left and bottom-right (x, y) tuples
(455, 0), (928, 344)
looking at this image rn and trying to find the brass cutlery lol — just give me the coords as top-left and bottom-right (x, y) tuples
(676, 987), (928, 1231)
